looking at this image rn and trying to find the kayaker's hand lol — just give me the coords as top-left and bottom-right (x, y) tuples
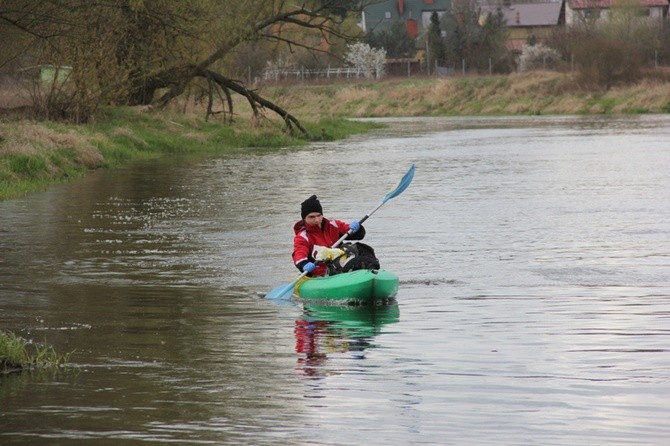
(349, 220), (360, 232)
(303, 262), (316, 273)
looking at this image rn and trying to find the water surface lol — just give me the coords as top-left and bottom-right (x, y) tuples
(1, 115), (669, 445)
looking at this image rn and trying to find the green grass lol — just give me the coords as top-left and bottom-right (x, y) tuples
(598, 97), (617, 113)
(1, 330), (72, 374)
(307, 117), (385, 140)
(0, 107), (382, 201)
(9, 154), (48, 175)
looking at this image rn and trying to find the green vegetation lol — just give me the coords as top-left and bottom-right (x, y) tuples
(0, 107), (382, 201)
(1, 330), (71, 374)
(261, 71), (670, 118)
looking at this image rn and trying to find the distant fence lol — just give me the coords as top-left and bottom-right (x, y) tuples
(260, 59), (425, 84)
(262, 67), (364, 83)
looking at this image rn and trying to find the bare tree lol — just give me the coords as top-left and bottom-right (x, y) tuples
(0, 0), (372, 133)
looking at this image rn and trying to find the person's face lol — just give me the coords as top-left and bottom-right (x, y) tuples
(304, 212), (323, 227)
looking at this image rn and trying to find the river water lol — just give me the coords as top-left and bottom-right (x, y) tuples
(1, 115), (669, 445)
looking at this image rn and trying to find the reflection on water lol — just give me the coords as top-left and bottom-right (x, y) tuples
(1, 115), (670, 445)
(295, 303), (400, 379)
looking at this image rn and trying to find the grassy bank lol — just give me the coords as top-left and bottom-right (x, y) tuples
(2, 70), (669, 201)
(264, 71), (670, 117)
(1, 330), (71, 374)
(0, 107), (380, 201)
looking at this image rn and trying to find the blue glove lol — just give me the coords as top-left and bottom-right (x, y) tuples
(302, 262), (316, 273)
(349, 220), (361, 232)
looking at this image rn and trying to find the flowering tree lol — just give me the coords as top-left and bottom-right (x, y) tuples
(517, 43), (562, 71)
(345, 42), (386, 79)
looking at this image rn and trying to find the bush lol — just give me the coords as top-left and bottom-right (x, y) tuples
(574, 35), (645, 88)
(571, 0), (661, 88)
(517, 44), (562, 72)
(345, 43), (387, 79)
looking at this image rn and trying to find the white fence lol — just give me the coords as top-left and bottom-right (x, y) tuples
(262, 67), (364, 82)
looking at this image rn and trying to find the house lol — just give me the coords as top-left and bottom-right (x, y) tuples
(565, 0), (669, 27)
(361, 0), (453, 39)
(480, 1), (566, 51)
(18, 64), (72, 86)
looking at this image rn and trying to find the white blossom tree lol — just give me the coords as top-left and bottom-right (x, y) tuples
(345, 42), (386, 79)
(517, 43), (562, 72)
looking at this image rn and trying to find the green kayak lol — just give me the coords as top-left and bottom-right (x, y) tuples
(296, 269), (399, 302)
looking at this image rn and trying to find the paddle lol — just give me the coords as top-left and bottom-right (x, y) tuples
(265, 163), (416, 300)
(332, 163), (416, 249)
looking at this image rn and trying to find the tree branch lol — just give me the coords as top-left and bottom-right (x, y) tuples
(199, 68), (308, 136)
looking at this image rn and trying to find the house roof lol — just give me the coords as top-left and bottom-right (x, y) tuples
(480, 2), (564, 27)
(567, 0), (669, 9)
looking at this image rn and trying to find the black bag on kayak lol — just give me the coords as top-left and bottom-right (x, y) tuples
(327, 242), (380, 275)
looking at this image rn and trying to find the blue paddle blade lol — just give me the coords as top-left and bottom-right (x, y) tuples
(266, 282), (295, 300)
(382, 163), (415, 204)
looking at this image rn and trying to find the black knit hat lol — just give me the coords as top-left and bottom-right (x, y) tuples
(301, 195), (323, 219)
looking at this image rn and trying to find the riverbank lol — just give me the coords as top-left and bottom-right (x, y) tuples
(1, 70), (669, 201)
(0, 107), (380, 200)
(263, 70), (670, 117)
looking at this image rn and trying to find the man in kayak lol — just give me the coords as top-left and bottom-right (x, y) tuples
(293, 195), (365, 277)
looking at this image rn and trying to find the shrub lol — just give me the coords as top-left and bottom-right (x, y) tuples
(345, 43), (387, 79)
(574, 35), (645, 88)
(517, 44), (562, 72)
(571, 0), (661, 88)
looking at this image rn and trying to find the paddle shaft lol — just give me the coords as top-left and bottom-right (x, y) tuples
(332, 201), (384, 248)
(330, 163), (415, 249)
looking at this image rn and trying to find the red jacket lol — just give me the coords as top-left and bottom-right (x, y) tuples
(292, 218), (363, 276)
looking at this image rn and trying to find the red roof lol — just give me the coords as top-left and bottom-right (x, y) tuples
(568, 0), (669, 9)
